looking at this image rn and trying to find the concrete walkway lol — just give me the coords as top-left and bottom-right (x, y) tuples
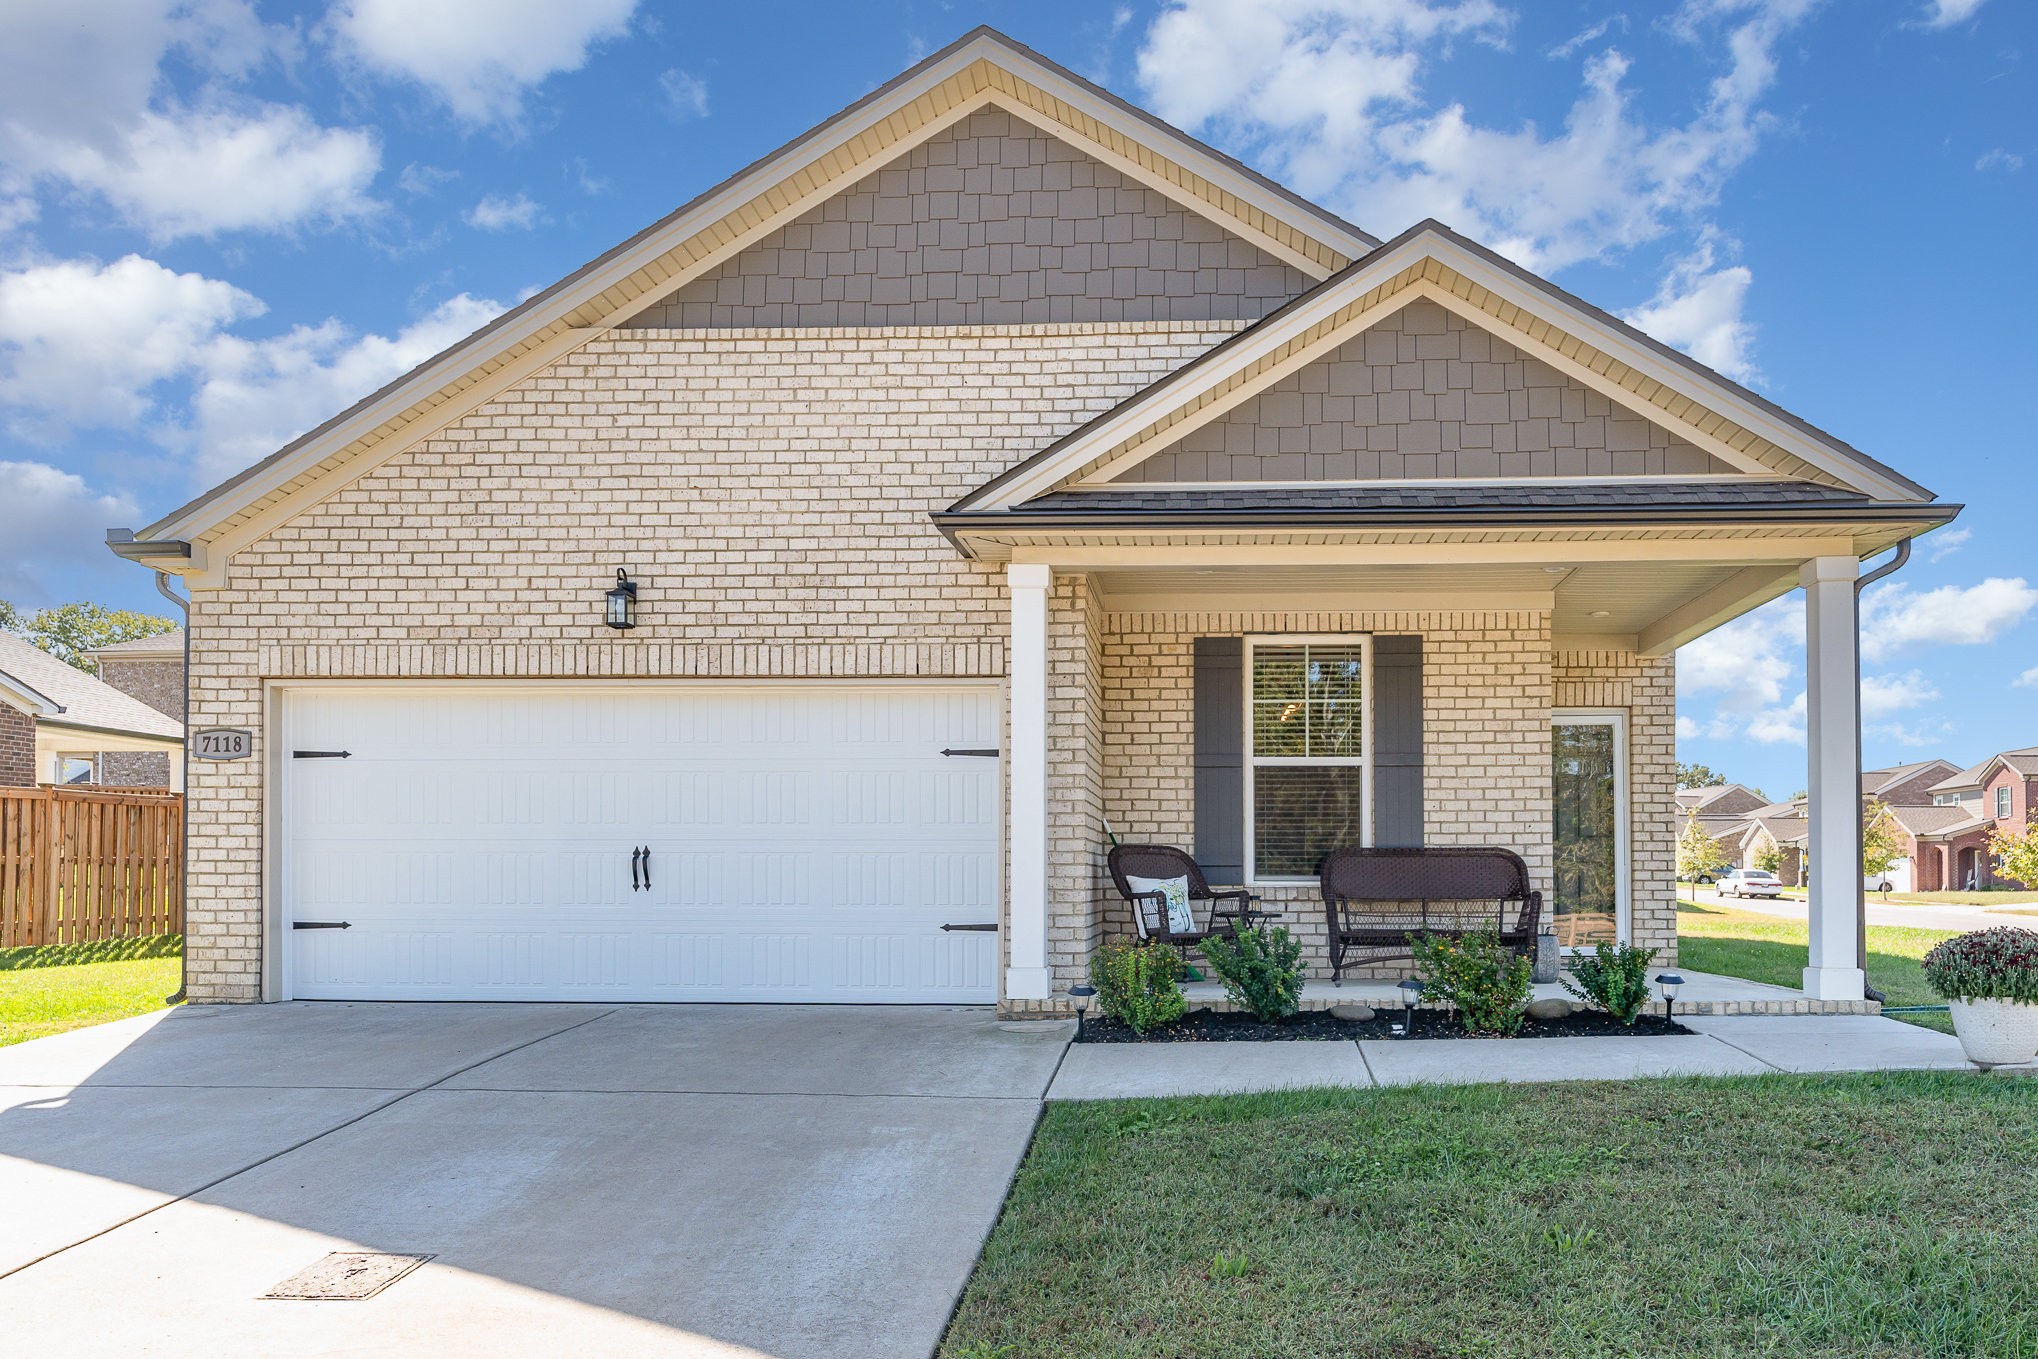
(0, 1003), (1070, 1359)
(1049, 1014), (2008, 1100)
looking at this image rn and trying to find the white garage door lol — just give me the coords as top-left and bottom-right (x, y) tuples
(283, 684), (1000, 1003)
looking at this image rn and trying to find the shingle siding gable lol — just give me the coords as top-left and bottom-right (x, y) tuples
(625, 108), (1312, 328)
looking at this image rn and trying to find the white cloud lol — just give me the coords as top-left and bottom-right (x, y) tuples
(188, 293), (506, 482)
(0, 459), (137, 602)
(465, 192), (543, 232)
(1677, 593), (1806, 743)
(0, 2), (381, 239)
(1976, 148), (2023, 173)
(329, 0), (639, 126)
(1675, 714), (1701, 740)
(1135, 0), (1819, 272)
(397, 163), (460, 197)
(0, 254), (262, 436)
(1923, 526), (1971, 561)
(659, 69), (710, 121)
(1861, 577), (2037, 660)
(1623, 235), (1758, 382)
(1923, 0), (1988, 27)
(36, 104), (380, 240)
(2015, 666), (2038, 689)
(1860, 669), (1939, 719)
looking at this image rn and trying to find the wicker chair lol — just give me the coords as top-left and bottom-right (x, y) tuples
(1106, 844), (1266, 947)
(1318, 846), (1542, 985)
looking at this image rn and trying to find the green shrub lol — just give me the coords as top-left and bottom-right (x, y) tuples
(1089, 936), (1188, 1034)
(1201, 923), (1305, 1021)
(1411, 929), (1532, 1035)
(0, 935), (182, 972)
(1921, 927), (2038, 1003)
(1562, 939), (1660, 1024)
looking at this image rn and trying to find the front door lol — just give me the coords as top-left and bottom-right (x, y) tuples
(1550, 711), (1629, 948)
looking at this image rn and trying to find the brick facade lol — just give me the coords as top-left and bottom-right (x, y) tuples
(0, 704), (32, 787)
(93, 656), (183, 788)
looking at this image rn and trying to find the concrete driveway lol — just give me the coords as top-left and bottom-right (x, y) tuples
(0, 1003), (1069, 1359)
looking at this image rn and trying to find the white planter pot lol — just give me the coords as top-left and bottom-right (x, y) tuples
(1948, 998), (2038, 1069)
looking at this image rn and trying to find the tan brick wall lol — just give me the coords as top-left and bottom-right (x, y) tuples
(1554, 648), (1678, 960)
(184, 322), (1241, 1002)
(1086, 609), (1555, 982)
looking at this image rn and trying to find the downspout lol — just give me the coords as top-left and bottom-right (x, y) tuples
(1852, 538), (1911, 1003)
(154, 571), (191, 1005)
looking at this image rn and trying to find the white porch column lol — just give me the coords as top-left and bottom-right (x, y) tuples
(1005, 562), (1054, 1001)
(1802, 555), (1866, 1001)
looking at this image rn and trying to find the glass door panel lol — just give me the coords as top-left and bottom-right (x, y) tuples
(1552, 717), (1624, 947)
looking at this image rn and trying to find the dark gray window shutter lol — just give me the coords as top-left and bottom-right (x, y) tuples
(1193, 637), (1244, 881)
(1373, 635), (1424, 847)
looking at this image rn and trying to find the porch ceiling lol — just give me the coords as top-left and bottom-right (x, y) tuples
(1086, 558), (1782, 652)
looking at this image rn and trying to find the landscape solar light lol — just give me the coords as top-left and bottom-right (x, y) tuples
(1398, 977), (1424, 1038)
(1655, 972), (1685, 1024)
(1069, 984), (1096, 1040)
(605, 568), (639, 630)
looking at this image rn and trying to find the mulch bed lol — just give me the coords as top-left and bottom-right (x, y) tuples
(1077, 1006), (1695, 1043)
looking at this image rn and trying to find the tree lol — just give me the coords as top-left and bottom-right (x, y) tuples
(1752, 840), (1783, 874)
(1990, 823), (2038, 891)
(0, 601), (178, 673)
(1677, 762), (1728, 789)
(1677, 809), (1732, 884)
(1861, 799), (1908, 882)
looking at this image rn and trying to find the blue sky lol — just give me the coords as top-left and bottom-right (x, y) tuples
(0, 0), (2030, 798)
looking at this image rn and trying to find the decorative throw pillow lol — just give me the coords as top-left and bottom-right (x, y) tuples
(1126, 874), (1196, 936)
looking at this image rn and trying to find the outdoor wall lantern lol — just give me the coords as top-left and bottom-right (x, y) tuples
(1397, 977), (1424, 1038)
(604, 569), (638, 630)
(1655, 972), (1685, 1024)
(1069, 984), (1096, 1041)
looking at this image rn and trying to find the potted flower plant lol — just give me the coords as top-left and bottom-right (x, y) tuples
(1920, 927), (2038, 1069)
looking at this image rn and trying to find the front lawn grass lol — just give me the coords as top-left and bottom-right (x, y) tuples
(0, 955), (180, 1047)
(940, 1073), (2038, 1359)
(1678, 900), (1956, 1033)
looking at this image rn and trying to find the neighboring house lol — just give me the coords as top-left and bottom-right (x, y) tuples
(1862, 758), (1962, 810)
(1676, 783), (1769, 819)
(1738, 806), (1809, 887)
(87, 630), (185, 787)
(0, 634), (184, 788)
(1730, 761), (1961, 890)
(1926, 747), (2038, 888)
(106, 30), (1956, 1008)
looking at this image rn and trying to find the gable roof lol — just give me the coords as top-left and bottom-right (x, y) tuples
(111, 28), (1376, 583)
(0, 635), (182, 742)
(950, 220), (1939, 513)
(1863, 758), (1962, 799)
(1932, 747), (2038, 792)
(1883, 804), (1987, 838)
(88, 629), (184, 662)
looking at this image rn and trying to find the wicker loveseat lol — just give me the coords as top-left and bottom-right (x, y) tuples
(1318, 846), (1542, 985)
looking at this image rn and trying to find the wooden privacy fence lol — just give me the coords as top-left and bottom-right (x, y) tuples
(0, 786), (184, 947)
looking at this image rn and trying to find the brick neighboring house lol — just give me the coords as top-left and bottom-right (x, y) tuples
(1675, 783), (1769, 876)
(85, 630), (185, 787)
(0, 634), (184, 788)
(1924, 748), (2038, 889)
(1727, 760), (1961, 890)
(104, 29), (1957, 1008)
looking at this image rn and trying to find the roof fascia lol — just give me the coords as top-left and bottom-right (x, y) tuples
(130, 29), (1373, 553)
(0, 669), (62, 716)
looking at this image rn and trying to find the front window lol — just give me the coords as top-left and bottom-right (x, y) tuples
(1999, 786), (2014, 819)
(1246, 638), (1367, 879)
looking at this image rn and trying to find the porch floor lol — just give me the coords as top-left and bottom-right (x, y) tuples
(1178, 968), (1878, 1016)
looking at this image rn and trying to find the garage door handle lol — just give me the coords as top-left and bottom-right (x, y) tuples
(631, 847), (642, 892)
(940, 922), (998, 932)
(641, 846), (652, 890)
(293, 920), (351, 930)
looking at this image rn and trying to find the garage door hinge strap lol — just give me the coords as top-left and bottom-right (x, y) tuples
(940, 922), (998, 932)
(293, 921), (351, 930)
(940, 748), (999, 757)
(293, 750), (352, 759)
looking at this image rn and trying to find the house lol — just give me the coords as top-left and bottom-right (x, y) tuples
(1676, 783), (1769, 819)
(104, 29), (1957, 1009)
(86, 630), (185, 787)
(1924, 748), (2038, 888)
(0, 633), (184, 788)
(1727, 760), (1961, 890)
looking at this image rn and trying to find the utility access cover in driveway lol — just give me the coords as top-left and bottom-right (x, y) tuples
(262, 1252), (434, 1300)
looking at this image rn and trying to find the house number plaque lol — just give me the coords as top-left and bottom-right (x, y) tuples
(191, 728), (254, 761)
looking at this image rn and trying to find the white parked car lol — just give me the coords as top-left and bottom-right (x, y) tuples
(1718, 868), (1784, 898)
